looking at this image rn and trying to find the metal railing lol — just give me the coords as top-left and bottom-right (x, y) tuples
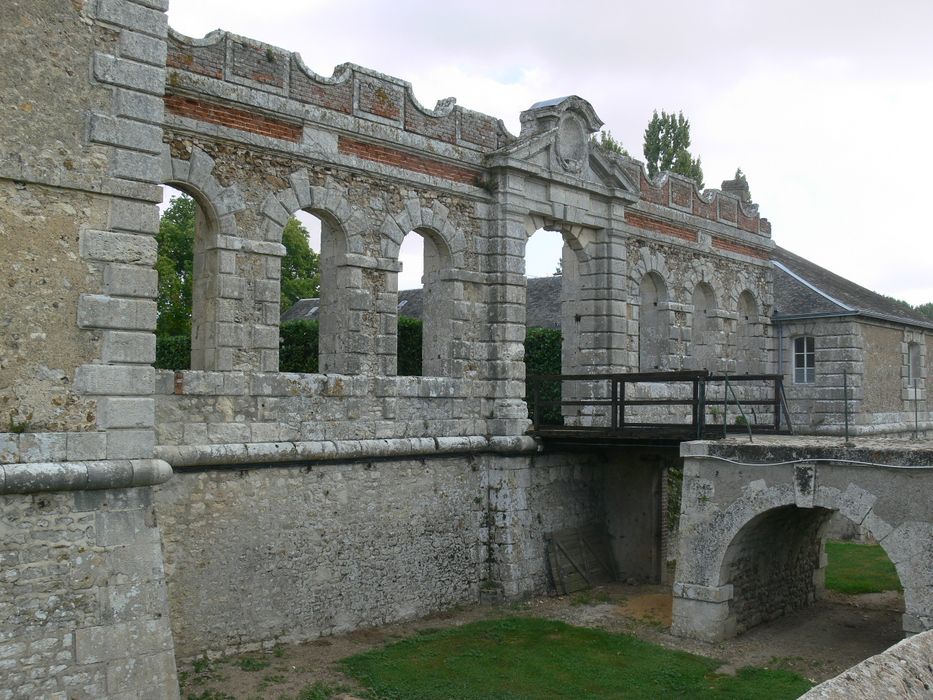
(527, 370), (792, 440)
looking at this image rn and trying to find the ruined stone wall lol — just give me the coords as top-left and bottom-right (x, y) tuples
(155, 450), (607, 657)
(1, 2), (180, 696)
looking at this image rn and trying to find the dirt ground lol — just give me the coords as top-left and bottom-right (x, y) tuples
(178, 584), (905, 699)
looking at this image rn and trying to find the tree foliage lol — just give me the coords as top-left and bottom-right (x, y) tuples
(643, 110), (704, 188)
(280, 218), (320, 313)
(590, 130), (628, 157)
(156, 194), (195, 336)
(916, 302), (933, 321)
(733, 167), (751, 201)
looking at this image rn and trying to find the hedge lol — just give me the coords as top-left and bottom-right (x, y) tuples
(279, 319), (319, 373)
(154, 334), (190, 370)
(524, 327), (562, 425)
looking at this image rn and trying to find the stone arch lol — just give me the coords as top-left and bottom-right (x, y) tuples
(262, 171), (381, 375)
(260, 171), (364, 254)
(525, 213), (593, 266)
(380, 198), (466, 269)
(160, 146), (247, 370)
(681, 261), (728, 312)
(379, 198), (470, 377)
(673, 477), (924, 640)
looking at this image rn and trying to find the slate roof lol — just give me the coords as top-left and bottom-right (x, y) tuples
(771, 246), (933, 329)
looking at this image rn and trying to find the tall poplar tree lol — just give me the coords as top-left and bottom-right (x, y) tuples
(643, 110), (704, 188)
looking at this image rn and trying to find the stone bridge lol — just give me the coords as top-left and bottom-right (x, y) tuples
(673, 438), (933, 641)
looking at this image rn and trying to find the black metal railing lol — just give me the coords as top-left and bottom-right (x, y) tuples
(526, 370), (792, 440)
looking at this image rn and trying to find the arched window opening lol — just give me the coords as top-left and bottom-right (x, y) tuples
(278, 210), (322, 373)
(735, 291), (760, 374)
(638, 272), (669, 371)
(524, 228), (570, 372)
(395, 229), (453, 377)
(155, 184), (211, 370)
(690, 283), (717, 371)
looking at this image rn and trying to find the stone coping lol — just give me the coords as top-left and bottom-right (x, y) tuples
(800, 629), (933, 699)
(157, 435), (540, 468)
(0, 459), (173, 494)
(681, 436), (933, 467)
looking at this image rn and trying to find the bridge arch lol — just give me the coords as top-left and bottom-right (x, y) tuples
(672, 450), (931, 642)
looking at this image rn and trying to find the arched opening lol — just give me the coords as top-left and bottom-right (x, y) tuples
(638, 272), (669, 371)
(155, 183), (215, 370)
(735, 291), (760, 374)
(719, 505), (904, 644)
(690, 282), (717, 371)
(277, 210), (322, 373)
(395, 228), (453, 377)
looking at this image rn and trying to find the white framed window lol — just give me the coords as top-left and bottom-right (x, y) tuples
(794, 336), (815, 384)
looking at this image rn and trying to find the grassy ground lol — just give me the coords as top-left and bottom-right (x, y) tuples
(341, 617), (812, 700)
(824, 540), (902, 595)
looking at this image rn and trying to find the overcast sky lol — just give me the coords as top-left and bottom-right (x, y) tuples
(166, 1), (933, 304)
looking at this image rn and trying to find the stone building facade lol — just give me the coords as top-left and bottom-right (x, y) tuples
(2, 3), (925, 699)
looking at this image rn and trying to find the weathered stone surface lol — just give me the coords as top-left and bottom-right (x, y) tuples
(801, 629), (933, 699)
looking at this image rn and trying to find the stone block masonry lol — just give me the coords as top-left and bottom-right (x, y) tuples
(155, 451), (606, 657)
(0, 486), (177, 700)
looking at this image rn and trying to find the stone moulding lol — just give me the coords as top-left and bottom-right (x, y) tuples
(0, 458), (173, 494)
(156, 435), (540, 468)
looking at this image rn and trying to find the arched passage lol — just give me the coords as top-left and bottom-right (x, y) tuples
(396, 227), (455, 377)
(672, 458), (930, 643)
(720, 504), (835, 634)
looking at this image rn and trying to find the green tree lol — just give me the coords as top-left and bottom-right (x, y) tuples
(643, 110), (704, 188)
(155, 193), (195, 336)
(916, 302), (933, 320)
(733, 167), (751, 201)
(590, 129), (628, 157)
(280, 217), (320, 313)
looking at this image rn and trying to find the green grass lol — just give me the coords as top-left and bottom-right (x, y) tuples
(341, 617), (811, 699)
(825, 540), (902, 595)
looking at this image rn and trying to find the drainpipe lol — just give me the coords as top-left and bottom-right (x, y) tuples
(776, 321), (784, 376)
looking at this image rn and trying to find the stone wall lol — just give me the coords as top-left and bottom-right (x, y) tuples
(777, 318), (932, 435)
(801, 628), (933, 699)
(155, 450), (608, 658)
(0, 483), (176, 699)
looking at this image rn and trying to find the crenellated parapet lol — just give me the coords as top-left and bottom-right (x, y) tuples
(165, 28), (513, 153)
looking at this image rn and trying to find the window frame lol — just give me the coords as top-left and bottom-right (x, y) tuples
(907, 341), (921, 386)
(793, 336), (815, 384)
